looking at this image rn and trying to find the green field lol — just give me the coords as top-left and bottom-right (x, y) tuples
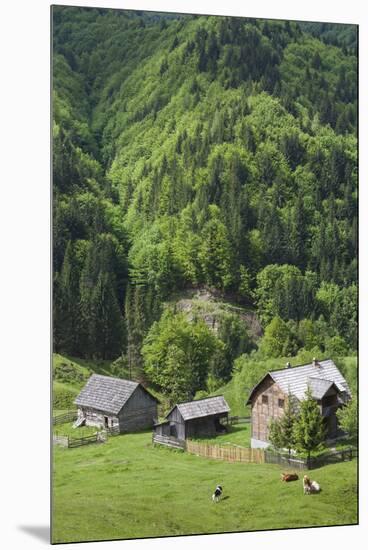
(193, 423), (251, 447)
(52, 353), (357, 542)
(52, 430), (357, 544)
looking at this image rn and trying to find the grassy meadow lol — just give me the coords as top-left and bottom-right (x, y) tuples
(52, 429), (357, 544)
(52, 353), (358, 542)
(193, 423), (251, 447)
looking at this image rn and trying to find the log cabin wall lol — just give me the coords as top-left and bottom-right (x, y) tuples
(79, 407), (118, 429)
(251, 376), (287, 443)
(153, 421), (170, 437)
(185, 416), (217, 438)
(118, 386), (158, 432)
(166, 407), (186, 440)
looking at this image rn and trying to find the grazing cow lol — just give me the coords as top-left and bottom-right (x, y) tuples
(303, 475), (321, 494)
(212, 485), (223, 503)
(281, 472), (299, 482)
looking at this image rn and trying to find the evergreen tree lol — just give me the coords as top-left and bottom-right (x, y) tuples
(199, 206), (233, 289)
(55, 240), (82, 354)
(336, 396), (357, 439)
(293, 387), (326, 465)
(125, 283), (146, 376)
(78, 244), (96, 357)
(269, 392), (297, 457)
(290, 192), (308, 269)
(91, 271), (125, 359)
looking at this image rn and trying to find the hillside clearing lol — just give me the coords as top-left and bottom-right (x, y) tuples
(52, 430), (357, 543)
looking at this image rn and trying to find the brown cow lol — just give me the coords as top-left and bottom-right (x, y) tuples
(281, 472), (299, 482)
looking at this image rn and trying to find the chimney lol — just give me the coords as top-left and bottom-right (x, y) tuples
(312, 357), (318, 368)
(286, 361), (291, 369)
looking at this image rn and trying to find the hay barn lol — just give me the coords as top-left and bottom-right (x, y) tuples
(154, 395), (230, 441)
(74, 374), (158, 433)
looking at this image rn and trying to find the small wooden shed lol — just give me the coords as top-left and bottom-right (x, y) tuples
(246, 358), (351, 449)
(74, 374), (159, 433)
(154, 395), (230, 441)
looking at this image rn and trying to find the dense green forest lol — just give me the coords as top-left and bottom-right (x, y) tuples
(53, 7), (357, 406)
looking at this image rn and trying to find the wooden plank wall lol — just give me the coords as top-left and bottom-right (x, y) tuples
(119, 405), (157, 432)
(251, 378), (286, 442)
(119, 387), (158, 431)
(166, 407), (186, 440)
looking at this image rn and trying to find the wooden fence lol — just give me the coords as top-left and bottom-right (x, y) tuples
(52, 410), (78, 425)
(264, 451), (307, 470)
(68, 432), (107, 448)
(105, 425), (120, 436)
(152, 434), (186, 450)
(227, 416), (250, 425)
(53, 434), (69, 447)
(186, 440), (265, 463)
(53, 431), (107, 448)
(265, 447), (357, 470)
(307, 447), (357, 469)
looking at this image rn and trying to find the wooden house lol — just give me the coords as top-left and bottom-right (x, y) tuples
(74, 374), (159, 433)
(154, 395), (230, 441)
(246, 358), (351, 449)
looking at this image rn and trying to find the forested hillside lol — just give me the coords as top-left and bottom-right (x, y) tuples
(52, 7), (357, 406)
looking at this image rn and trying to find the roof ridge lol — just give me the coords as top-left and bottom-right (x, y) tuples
(176, 395), (225, 407)
(268, 358), (333, 374)
(90, 373), (138, 384)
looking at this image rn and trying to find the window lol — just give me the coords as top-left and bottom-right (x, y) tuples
(278, 399), (285, 408)
(262, 395), (268, 405)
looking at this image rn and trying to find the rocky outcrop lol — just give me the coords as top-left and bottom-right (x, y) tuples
(175, 288), (263, 341)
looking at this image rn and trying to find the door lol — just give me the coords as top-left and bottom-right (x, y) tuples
(104, 416), (109, 428)
(170, 423), (177, 437)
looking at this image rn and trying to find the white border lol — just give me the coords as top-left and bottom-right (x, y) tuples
(1, 1), (367, 549)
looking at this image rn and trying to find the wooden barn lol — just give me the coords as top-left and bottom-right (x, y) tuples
(246, 358), (351, 449)
(154, 395), (230, 442)
(74, 374), (159, 433)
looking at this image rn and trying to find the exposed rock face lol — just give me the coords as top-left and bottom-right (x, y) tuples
(175, 288), (263, 341)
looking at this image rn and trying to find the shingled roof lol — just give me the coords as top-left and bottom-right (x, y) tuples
(75, 374), (157, 415)
(247, 358), (351, 405)
(307, 377), (339, 400)
(169, 395), (230, 421)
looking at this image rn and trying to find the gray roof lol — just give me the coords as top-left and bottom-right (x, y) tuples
(247, 359), (351, 404)
(172, 396), (230, 421)
(307, 377), (337, 400)
(75, 374), (144, 415)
